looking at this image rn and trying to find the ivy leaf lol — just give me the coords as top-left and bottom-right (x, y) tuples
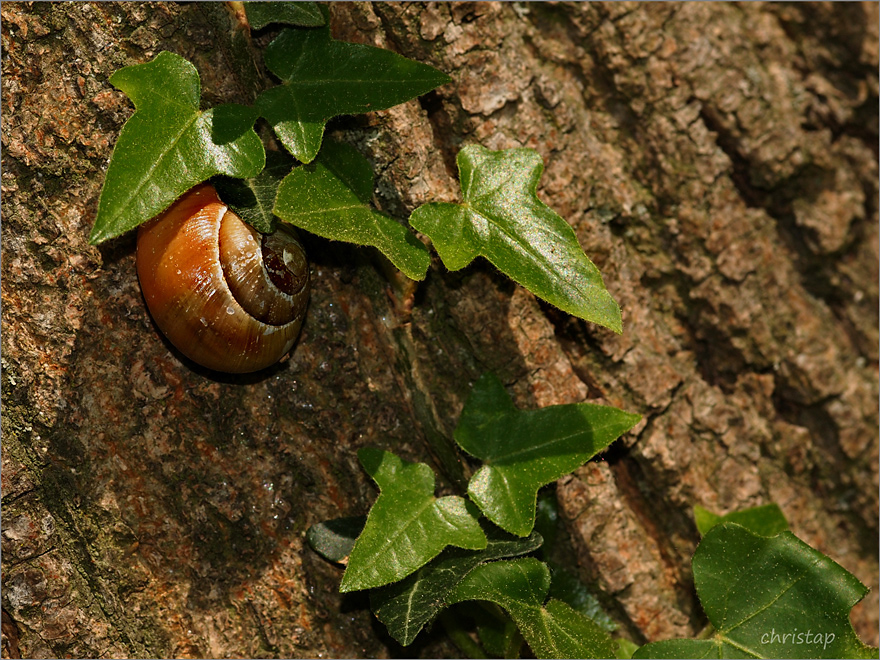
(306, 515), (366, 563)
(448, 558), (616, 659)
(409, 145), (623, 332)
(693, 503), (789, 538)
(256, 26), (451, 163)
(274, 140), (431, 280)
(370, 521), (543, 646)
(455, 373), (640, 536)
(89, 51), (265, 244)
(633, 524), (878, 659)
(213, 150), (295, 234)
(243, 1), (325, 29)
(339, 449), (486, 593)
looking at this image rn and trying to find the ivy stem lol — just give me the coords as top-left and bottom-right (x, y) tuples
(439, 610), (487, 659)
(696, 623), (716, 639)
(225, 1), (249, 30)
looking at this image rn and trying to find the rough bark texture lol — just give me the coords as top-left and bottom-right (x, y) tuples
(2, 2), (877, 658)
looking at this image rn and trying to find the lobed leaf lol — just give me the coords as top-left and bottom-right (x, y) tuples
(371, 521), (543, 646)
(633, 524), (878, 659)
(409, 145), (623, 332)
(448, 558), (616, 659)
(693, 503), (789, 538)
(90, 52), (264, 244)
(455, 373), (640, 536)
(243, 1), (325, 29)
(273, 140), (431, 280)
(339, 449), (486, 593)
(256, 26), (450, 163)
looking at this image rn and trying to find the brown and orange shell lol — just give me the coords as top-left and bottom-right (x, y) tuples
(136, 184), (309, 373)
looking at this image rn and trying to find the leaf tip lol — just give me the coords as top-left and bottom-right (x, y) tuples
(623, 411), (642, 429)
(598, 296), (623, 334)
(88, 212), (115, 245)
(338, 574), (357, 593)
(87, 228), (103, 246)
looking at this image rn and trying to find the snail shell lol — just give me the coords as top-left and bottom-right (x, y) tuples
(136, 184), (309, 373)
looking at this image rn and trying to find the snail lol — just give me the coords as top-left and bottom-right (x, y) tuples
(136, 184), (309, 373)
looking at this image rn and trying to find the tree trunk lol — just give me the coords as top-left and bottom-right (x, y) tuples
(2, 2), (877, 657)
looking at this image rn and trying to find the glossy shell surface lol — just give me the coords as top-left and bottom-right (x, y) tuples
(136, 184), (309, 373)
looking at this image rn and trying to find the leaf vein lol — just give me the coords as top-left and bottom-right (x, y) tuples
(722, 556), (820, 633)
(114, 112), (201, 224)
(490, 418), (623, 464)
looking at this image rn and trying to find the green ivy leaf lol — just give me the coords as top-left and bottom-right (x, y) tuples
(274, 140), (431, 280)
(370, 521), (543, 646)
(633, 524), (878, 659)
(455, 373), (640, 536)
(693, 503), (789, 538)
(256, 26), (450, 163)
(409, 145), (623, 332)
(448, 558), (616, 659)
(243, 1), (325, 29)
(339, 449), (486, 593)
(306, 515), (366, 563)
(213, 150), (295, 234)
(89, 52), (265, 244)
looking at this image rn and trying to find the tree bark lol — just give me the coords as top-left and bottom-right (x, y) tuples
(2, 2), (877, 657)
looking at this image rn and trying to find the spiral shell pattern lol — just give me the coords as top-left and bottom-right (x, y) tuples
(136, 184), (309, 373)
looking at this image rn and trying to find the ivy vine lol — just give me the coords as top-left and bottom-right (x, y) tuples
(88, 3), (877, 659)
